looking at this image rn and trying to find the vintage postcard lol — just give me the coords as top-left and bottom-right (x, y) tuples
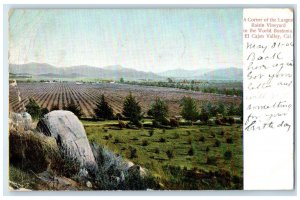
(6, 7), (294, 191)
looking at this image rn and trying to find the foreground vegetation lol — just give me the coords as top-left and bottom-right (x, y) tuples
(84, 120), (243, 190)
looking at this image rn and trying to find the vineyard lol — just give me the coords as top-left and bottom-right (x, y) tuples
(9, 82), (242, 118)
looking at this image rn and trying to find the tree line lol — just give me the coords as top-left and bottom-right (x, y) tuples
(25, 93), (242, 127)
(121, 79), (243, 97)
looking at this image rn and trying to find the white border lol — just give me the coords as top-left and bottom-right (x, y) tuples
(1, 1), (299, 199)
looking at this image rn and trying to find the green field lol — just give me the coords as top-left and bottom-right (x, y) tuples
(83, 120), (243, 190)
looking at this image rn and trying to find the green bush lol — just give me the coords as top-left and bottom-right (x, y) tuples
(224, 150), (232, 160)
(213, 139), (221, 147)
(148, 130), (154, 137)
(199, 135), (205, 142)
(141, 139), (149, 146)
(206, 156), (217, 165)
(166, 150), (174, 159)
(129, 147), (137, 158)
(188, 147), (194, 156)
(226, 137), (233, 144)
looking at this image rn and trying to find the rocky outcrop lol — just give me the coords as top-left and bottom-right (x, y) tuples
(37, 110), (97, 173)
(9, 112), (32, 132)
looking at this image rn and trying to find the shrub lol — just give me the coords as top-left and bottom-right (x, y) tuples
(154, 148), (160, 154)
(224, 150), (232, 160)
(187, 138), (192, 145)
(228, 117), (235, 125)
(148, 130), (154, 137)
(152, 120), (159, 127)
(199, 136), (205, 142)
(9, 130), (63, 173)
(103, 135), (109, 140)
(188, 147), (194, 156)
(113, 137), (120, 144)
(40, 107), (49, 118)
(226, 137), (233, 144)
(170, 118), (179, 127)
(129, 147), (137, 158)
(220, 130), (225, 136)
(214, 139), (221, 147)
(172, 132), (180, 139)
(205, 146), (210, 152)
(166, 150), (173, 159)
(141, 140), (149, 146)
(25, 98), (41, 120)
(159, 137), (166, 143)
(206, 156), (217, 165)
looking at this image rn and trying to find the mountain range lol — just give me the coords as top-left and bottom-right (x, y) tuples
(9, 63), (242, 81)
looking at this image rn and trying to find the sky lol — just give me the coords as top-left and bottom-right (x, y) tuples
(9, 9), (243, 73)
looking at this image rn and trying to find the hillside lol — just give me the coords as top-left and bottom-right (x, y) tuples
(9, 63), (163, 81)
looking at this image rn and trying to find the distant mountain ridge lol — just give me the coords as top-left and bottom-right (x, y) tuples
(9, 63), (242, 81)
(9, 63), (163, 80)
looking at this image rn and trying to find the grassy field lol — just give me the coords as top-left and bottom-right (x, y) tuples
(83, 120), (243, 189)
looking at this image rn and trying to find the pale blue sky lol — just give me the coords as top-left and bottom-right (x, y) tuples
(9, 9), (242, 72)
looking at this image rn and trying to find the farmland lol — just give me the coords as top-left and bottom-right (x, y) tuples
(9, 82), (241, 118)
(9, 80), (243, 190)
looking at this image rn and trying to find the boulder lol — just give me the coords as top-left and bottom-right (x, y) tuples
(37, 110), (97, 173)
(9, 112), (32, 132)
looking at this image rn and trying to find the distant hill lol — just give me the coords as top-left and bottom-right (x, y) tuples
(9, 63), (242, 81)
(158, 68), (212, 78)
(199, 67), (242, 81)
(9, 63), (163, 81)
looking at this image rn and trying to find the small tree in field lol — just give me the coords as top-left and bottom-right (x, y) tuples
(199, 107), (210, 123)
(25, 98), (41, 120)
(148, 98), (169, 123)
(63, 99), (82, 118)
(180, 96), (199, 123)
(227, 103), (236, 116)
(122, 92), (142, 125)
(94, 94), (114, 120)
(217, 103), (226, 116)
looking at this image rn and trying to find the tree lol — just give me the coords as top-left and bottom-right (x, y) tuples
(25, 98), (41, 120)
(227, 103), (236, 116)
(148, 98), (168, 123)
(94, 94), (114, 120)
(122, 92), (142, 125)
(180, 96), (199, 122)
(199, 107), (209, 123)
(207, 102), (217, 117)
(63, 99), (82, 118)
(120, 77), (124, 83)
(217, 103), (226, 116)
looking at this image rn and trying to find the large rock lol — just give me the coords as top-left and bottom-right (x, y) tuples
(9, 112), (32, 132)
(37, 110), (97, 173)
